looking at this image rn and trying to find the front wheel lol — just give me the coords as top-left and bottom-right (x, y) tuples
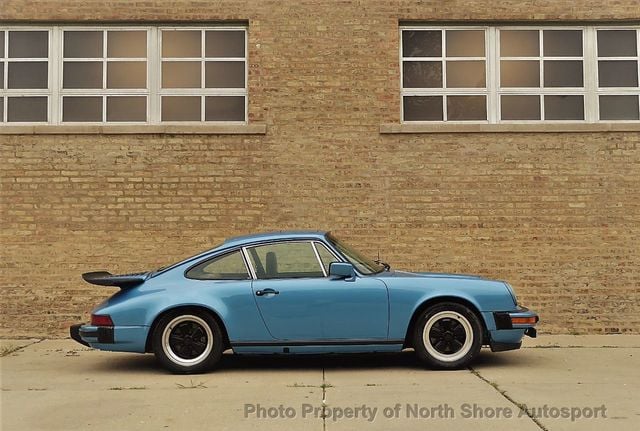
(413, 302), (483, 369)
(152, 310), (224, 374)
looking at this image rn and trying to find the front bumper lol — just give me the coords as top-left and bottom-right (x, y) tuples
(70, 323), (114, 347)
(489, 307), (539, 352)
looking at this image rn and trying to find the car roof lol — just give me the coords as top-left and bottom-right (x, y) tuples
(221, 230), (328, 249)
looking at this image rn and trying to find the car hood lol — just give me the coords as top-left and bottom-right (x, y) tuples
(378, 270), (487, 280)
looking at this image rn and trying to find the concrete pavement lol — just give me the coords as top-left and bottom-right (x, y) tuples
(1, 336), (638, 430)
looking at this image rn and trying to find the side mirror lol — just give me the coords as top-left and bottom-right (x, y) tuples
(329, 262), (356, 279)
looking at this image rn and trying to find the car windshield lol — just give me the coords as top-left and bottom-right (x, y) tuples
(326, 233), (386, 275)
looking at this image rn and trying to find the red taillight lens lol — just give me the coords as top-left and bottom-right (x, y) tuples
(91, 314), (114, 326)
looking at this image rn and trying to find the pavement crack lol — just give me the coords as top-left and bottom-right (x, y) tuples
(321, 367), (327, 431)
(0, 339), (44, 357)
(468, 367), (549, 431)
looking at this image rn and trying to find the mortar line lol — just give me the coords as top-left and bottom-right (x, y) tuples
(468, 367), (549, 431)
(0, 339), (45, 357)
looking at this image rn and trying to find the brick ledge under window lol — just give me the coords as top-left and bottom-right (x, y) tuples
(0, 124), (267, 135)
(380, 123), (640, 134)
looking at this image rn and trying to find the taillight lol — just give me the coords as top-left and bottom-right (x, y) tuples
(91, 314), (114, 326)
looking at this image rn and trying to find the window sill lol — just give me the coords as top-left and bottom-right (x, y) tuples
(0, 124), (267, 135)
(380, 123), (640, 134)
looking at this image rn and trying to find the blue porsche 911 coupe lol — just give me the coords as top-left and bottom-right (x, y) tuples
(71, 231), (538, 373)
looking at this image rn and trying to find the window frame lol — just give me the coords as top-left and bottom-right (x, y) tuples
(400, 25), (640, 125)
(0, 24), (248, 126)
(0, 27), (53, 124)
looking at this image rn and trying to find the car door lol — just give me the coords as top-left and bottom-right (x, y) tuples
(246, 241), (389, 341)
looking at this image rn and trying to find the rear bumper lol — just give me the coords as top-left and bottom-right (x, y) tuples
(70, 323), (114, 347)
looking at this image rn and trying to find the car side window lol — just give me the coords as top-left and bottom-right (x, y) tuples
(248, 242), (325, 279)
(186, 251), (250, 280)
(314, 242), (339, 274)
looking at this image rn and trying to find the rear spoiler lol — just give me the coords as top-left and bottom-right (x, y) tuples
(82, 271), (148, 289)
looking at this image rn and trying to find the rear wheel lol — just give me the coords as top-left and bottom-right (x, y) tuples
(413, 302), (482, 369)
(152, 310), (223, 374)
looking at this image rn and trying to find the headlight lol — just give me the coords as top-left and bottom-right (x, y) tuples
(504, 282), (518, 306)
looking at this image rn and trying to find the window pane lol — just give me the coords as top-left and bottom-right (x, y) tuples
(63, 61), (102, 88)
(248, 242), (324, 279)
(0, 99), (4, 122)
(315, 243), (338, 275)
(107, 61), (146, 88)
(107, 31), (146, 57)
(162, 30), (201, 57)
(544, 60), (583, 87)
(446, 30), (485, 57)
(64, 31), (102, 58)
(544, 95), (584, 120)
(107, 96), (147, 122)
(447, 95), (486, 121)
(0, 63), (4, 89)
(205, 61), (245, 88)
(162, 96), (201, 121)
(597, 30), (638, 57)
(446, 60), (485, 88)
(8, 62), (48, 89)
(205, 96), (245, 121)
(501, 95), (541, 120)
(543, 30), (582, 56)
(187, 251), (249, 280)
(599, 95), (639, 120)
(403, 61), (442, 88)
(500, 60), (540, 87)
(402, 30), (441, 57)
(9, 31), (48, 58)
(205, 30), (245, 57)
(598, 61), (639, 87)
(0, 32), (4, 57)
(162, 61), (200, 88)
(63, 97), (102, 122)
(500, 30), (539, 57)
(7, 97), (47, 122)
(403, 96), (443, 121)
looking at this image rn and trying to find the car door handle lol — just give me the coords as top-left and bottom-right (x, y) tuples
(255, 289), (279, 296)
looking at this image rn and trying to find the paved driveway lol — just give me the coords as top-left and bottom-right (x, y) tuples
(1, 336), (638, 430)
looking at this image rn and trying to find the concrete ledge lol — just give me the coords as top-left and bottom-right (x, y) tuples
(380, 122), (640, 134)
(0, 123), (267, 135)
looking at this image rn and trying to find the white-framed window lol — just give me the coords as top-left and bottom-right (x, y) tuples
(400, 25), (640, 123)
(0, 25), (248, 125)
(0, 28), (51, 123)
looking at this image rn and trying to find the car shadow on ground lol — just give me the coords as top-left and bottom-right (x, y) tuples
(92, 347), (534, 374)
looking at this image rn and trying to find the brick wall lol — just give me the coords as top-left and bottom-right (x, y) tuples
(1, 1), (639, 337)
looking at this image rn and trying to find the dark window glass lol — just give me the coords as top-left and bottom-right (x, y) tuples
(544, 95), (584, 120)
(543, 30), (582, 56)
(597, 30), (637, 57)
(403, 61), (442, 88)
(500, 30), (539, 57)
(9, 31), (48, 58)
(106, 96), (147, 122)
(205, 61), (245, 88)
(7, 97), (47, 122)
(64, 31), (103, 58)
(402, 30), (441, 57)
(63, 97), (102, 122)
(403, 96), (443, 121)
(447, 95), (487, 121)
(205, 96), (245, 121)
(205, 31), (245, 57)
(599, 95), (639, 120)
(598, 61), (639, 87)
(162, 96), (201, 121)
(248, 242), (324, 280)
(7, 62), (48, 89)
(501, 95), (541, 120)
